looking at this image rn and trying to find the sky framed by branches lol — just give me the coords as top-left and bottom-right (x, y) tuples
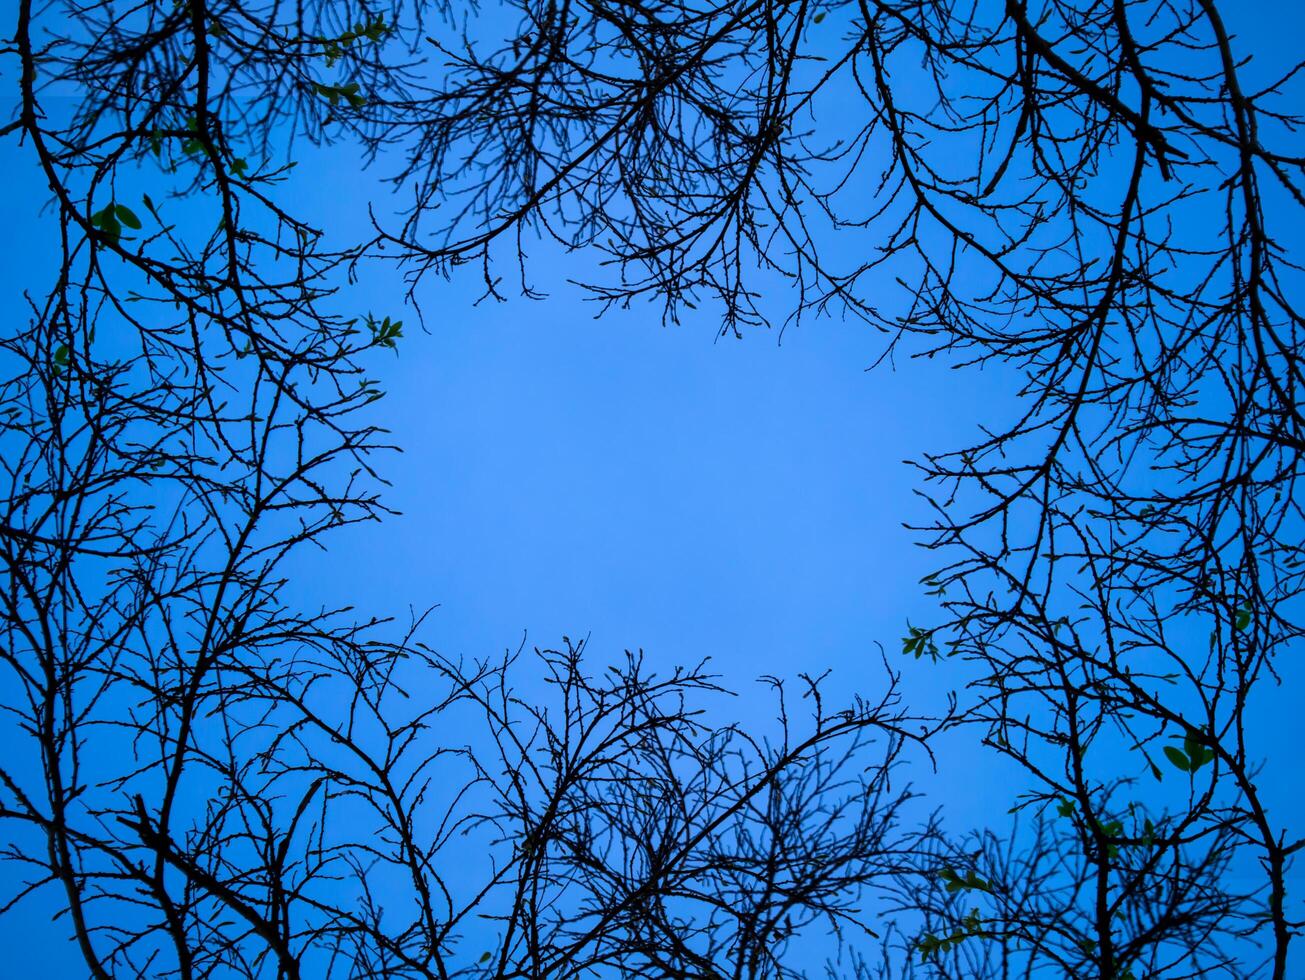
(1, 0), (1303, 977)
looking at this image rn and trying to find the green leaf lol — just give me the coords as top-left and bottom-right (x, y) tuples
(314, 81), (367, 108)
(367, 314), (404, 349)
(1234, 604), (1252, 632)
(939, 867), (991, 894)
(813, 11), (826, 23)
(901, 624), (938, 660)
(479, 952), (492, 963)
(115, 204), (142, 229)
(52, 343), (70, 366)
(1141, 817), (1156, 848)
(90, 205), (122, 242)
(966, 871), (992, 893)
(1163, 745), (1190, 772)
(1183, 729), (1216, 771)
(920, 574), (946, 596)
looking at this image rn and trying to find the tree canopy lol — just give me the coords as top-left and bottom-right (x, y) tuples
(1, 0), (1302, 977)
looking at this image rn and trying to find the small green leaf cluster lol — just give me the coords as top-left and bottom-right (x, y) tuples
(366, 315), (403, 349)
(939, 867), (992, 894)
(1138, 815), (1159, 848)
(180, 116), (208, 157)
(313, 81), (367, 108)
(90, 202), (142, 243)
(322, 16), (389, 66)
(920, 573), (946, 596)
(1061, 799), (1163, 855)
(148, 117), (245, 171)
(1163, 728), (1215, 774)
(901, 624), (939, 660)
(917, 907), (987, 962)
(1090, 817), (1125, 859)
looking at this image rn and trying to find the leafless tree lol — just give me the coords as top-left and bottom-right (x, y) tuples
(0, 0), (955, 976)
(354, 0), (1303, 976)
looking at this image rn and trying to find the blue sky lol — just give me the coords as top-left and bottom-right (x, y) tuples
(270, 135), (1026, 796)
(2, 0), (1304, 974)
